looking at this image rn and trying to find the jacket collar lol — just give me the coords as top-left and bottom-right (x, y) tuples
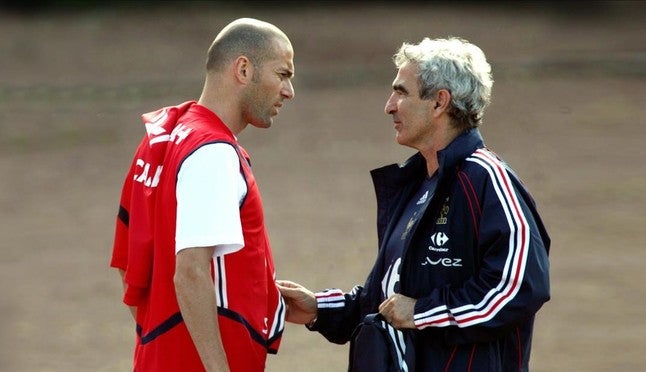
(436, 128), (485, 177)
(372, 128), (485, 186)
(370, 129), (484, 248)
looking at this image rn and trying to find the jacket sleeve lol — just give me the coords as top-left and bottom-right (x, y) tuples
(307, 286), (365, 345)
(412, 154), (550, 343)
(110, 147), (139, 271)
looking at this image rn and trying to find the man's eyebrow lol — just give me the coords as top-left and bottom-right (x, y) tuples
(393, 83), (408, 94)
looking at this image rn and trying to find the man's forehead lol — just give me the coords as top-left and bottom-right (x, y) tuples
(398, 62), (418, 77)
(392, 65), (417, 88)
(274, 58), (294, 72)
(273, 43), (294, 67)
(265, 47), (293, 66)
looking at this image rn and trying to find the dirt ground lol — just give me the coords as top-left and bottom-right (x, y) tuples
(1, 2), (645, 371)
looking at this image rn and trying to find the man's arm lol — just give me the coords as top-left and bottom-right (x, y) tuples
(278, 280), (366, 345)
(175, 246), (229, 372)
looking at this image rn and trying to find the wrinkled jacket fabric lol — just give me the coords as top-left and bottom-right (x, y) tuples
(311, 129), (550, 372)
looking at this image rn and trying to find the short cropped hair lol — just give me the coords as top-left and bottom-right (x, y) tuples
(394, 37), (493, 130)
(206, 19), (286, 73)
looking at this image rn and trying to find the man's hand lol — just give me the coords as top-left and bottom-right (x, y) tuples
(378, 294), (417, 329)
(276, 280), (317, 325)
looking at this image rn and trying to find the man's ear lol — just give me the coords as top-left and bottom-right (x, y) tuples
(434, 89), (451, 111)
(233, 56), (254, 84)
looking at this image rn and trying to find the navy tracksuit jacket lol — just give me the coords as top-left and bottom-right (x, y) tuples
(310, 129), (551, 371)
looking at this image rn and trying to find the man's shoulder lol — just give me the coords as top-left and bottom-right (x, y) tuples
(459, 148), (510, 183)
(183, 142), (239, 166)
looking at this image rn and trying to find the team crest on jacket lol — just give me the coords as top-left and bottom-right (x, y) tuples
(436, 197), (450, 224)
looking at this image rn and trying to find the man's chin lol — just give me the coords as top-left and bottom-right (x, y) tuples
(249, 119), (272, 129)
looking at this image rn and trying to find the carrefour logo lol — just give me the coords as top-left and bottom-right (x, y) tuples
(430, 232), (449, 247)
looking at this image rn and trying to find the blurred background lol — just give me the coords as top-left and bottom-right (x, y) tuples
(1, 1), (645, 371)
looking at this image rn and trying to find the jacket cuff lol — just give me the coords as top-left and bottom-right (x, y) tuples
(305, 289), (345, 332)
(413, 295), (446, 330)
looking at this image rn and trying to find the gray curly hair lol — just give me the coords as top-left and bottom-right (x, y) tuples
(393, 37), (493, 130)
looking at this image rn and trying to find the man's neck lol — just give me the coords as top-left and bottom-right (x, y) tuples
(198, 78), (247, 135)
(420, 127), (462, 177)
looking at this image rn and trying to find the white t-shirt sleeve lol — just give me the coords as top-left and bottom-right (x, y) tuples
(175, 143), (247, 257)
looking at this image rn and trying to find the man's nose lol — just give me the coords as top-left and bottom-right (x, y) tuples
(282, 80), (295, 100)
(384, 94), (396, 115)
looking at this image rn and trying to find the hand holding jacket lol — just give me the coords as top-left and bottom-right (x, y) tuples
(378, 294), (416, 329)
(277, 280), (318, 325)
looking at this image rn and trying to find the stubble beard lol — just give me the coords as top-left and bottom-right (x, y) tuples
(241, 81), (273, 129)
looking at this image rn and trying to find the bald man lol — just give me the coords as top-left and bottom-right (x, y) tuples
(110, 18), (295, 371)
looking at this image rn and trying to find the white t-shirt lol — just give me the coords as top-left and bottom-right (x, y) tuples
(175, 143), (247, 257)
